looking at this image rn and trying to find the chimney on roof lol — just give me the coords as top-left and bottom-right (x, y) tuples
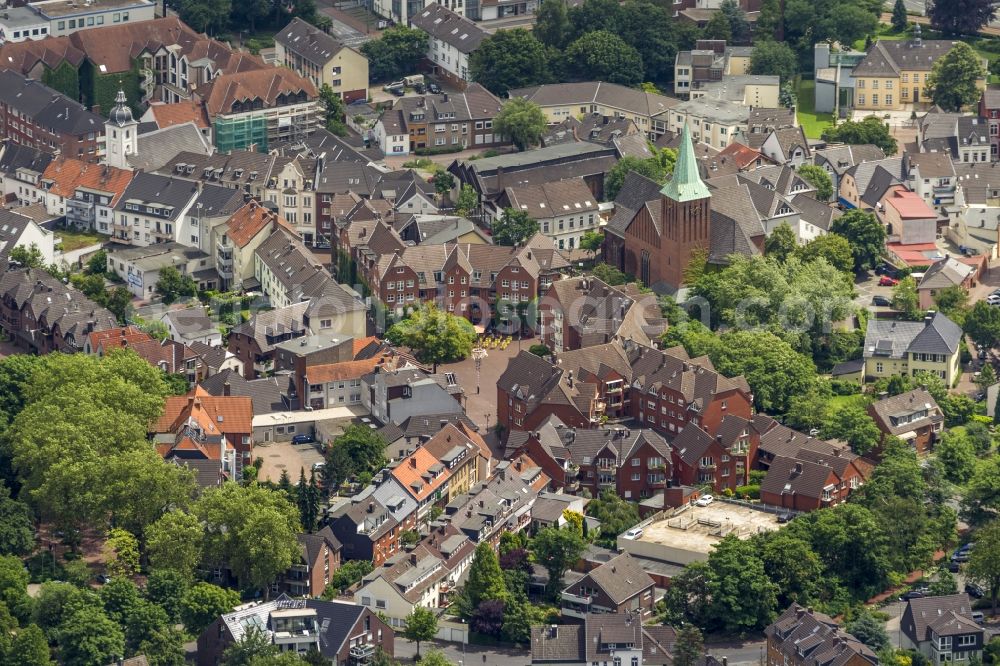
(567, 370), (573, 388)
(410, 457), (417, 468)
(924, 312), (935, 327)
(796, 607), (806, 619)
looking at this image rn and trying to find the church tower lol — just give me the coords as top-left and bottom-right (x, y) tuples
(104, 89), (138, 169)
(659, 123), (712, 289)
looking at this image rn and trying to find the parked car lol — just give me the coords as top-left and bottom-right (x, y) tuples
(879, 276), (899, 287)
(428, 82), (441, 94)
(872, 295), (892, 307)
(291, 434), (315, 445)
(312, 461), (325, 471)
(390, 86), (406, 97)
(951, 552), (970, 563)
(965, 583), (985, 599)
(972, 611), (985, 624)
(777, 512), (795, 523)
(95, 573), (111, 585)
(900, 589), (926, 601)
(695, 494), (715, 507)
(876, 263), (900, 278)
(987, 294), (1000, 306)
(948, 561), (961, 572)
(623, 527), (644, 540)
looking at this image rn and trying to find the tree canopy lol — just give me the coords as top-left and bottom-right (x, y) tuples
(494, 98), (547, 151)
(564, 31), (644, 86)
(360, 26), (428, 83)
(797, 165), (834, 201)
(821, 116), (898, 156)
(929, 0), (997, 36)
(469, 29), (551, 96)
(829, 209), (886, 272)
(749, 40), (799, 83)
(926, 43), (987, 111)
(492, 208), (541, 247)
(386, 303), (477, 371)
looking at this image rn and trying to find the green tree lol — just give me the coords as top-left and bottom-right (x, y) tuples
(464, 542), (508, 610)
(140, 627), (187, 666)
(32, 582), (98, 636)
(155, 267), (198, 304)
(604, 154), (674, 201)
(847, 609), (891, 651)
(104, 447), (196, 543)
(0, 483), (34, 556)
(750, 40), (799, 83)
(124, 599), (170, 654)
(926, 43), (986, 111)
(935, 285), (969, 324)
(797, 166), (834, 201)
(673, 625), (704, 666)
(892, 276), (921, 320)
(223, 626), (278, 666)
(9, 624), (52, 666)
(0, 555), (30, 623)
(531, 526), (586, 599)
(822, 116), (898, 156)
(785, 381), (833, 432)
(978, 363), (997, 395)
(318, 83), (347, 136)
(176, 0), (230, 34)
(180, 583), (241, 635)
(533, 0), (570, 48)
(85, 249), (107, 275)
(103, 528), (139, 579)
(764, 223), (798, 262)
(796, 233), (855, 275)
(830, 209), (886, 272)
(147, 510), (204, 581)
(720, 0), (751, 43)
(892, 0), (909, 31)
(662, 561), (711, 627)
(324, 560), (373, 596)
(821, 404), (881, 455)
(757, 531), (823, 607)
(937, 429), (979, 483)
(492, 208), (540, 246)
(105, 287), (133, 324)
(713, 330), (818, 414)
(469, 29), (550, 96)
(592, 263), (628, 286)
(494, 98), (547, 151)
(929, 567), (959, 596)
(56, 606), (125, 666)
(419, 651), (454, 666)
(928, 0), (997, 37)
(360, 26), (428, 83)
(194, 483), (301, 596)
(564, 31), (644, 86)
(585, 490), (641, 547)
(385, 303), (476, 371)
(145, 569), (189, 624)
(455, 185), (478, 217)
(755, 0), (781, 40)
(706, 535), (779, 632)
(967, 520), (1000, 615)
(9, 244), (45, 269)
(702, 11), (732, 41)
(580, 230), (604, 259)
(965, 300), (1000, 348)
(402, 606), (438, 658)
(434, 171), (456, 199)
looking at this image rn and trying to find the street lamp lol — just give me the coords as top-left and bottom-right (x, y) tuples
(471, 346), (487, 395)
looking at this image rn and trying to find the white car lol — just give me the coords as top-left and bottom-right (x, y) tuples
(623, 527), (644, 540)
(695, 494), (715, 507)
(986, 294), (1000, 306)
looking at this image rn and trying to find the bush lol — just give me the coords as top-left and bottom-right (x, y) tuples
(528, 344), (550, 357)
(735, 484), (760, 499)
(831, 380), (862, 396)
(414, 145), (465, 156)
(402, 158), (435, 169)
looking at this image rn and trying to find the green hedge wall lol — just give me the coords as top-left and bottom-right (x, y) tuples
(41, 62), (80, 102)
(80, 60), (142, 117)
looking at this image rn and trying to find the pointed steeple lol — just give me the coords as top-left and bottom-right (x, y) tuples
(660, 123), (711, 203)
(108, 89), (136, 128)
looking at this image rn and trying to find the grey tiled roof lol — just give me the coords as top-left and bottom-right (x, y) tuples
(410, 3), (488, 54)
(128, 122), (213, 172)
(864, 311), (962, 360)
(276, 17), (349, 64)
(0, 70), (103, 136)
(114, 172), (200, 220)
(868, 388), (942, 436)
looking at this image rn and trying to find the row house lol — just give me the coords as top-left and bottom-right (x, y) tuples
(274, 334), (392, 409)
(0, 70), (104, 162)
(493, 178), (600, 251)
(561, 552), (656, 619)
(229, 302), (309, 379)
(40, 157), (133, 233)
(86, 325), (205, 386)
(0, 266), (118, 353)
(328, 497), (415, 566)
(362, 365), (465, 426)
(497, 338), (753, 449)
(211, 200), (290, 291)
(375, 86), (505, 156)
(444, 462), (542, 547)
(765, 604), (877, 666)
(419, 423), (492, 501)
(0, 142), (54, 208)
(979, 85), (1000, 160)
(389, 447), (453, 522)
(355, 526), (475, 627)
(366, 233), (569, 331)
(278, 527), (343, 598)
(111, 173), (201, 247)
(670, 415), (756, 493)
(409, 4), (488, 89)
(530, 615), (680, 666)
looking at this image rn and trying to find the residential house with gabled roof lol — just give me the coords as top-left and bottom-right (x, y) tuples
(409, 4), (489, 89)
(228, 301), (309, 378)
(275, 17), (369, 103)
(561, 552), (656, 619)
(86, 324), (206, 385)
(838, 157), (906, 211)
(0, 70), (104, 162)
(916, 256), (978, 309)
(812, 144), (886, 193)
(111, 172), (203, 247)
(765, 604), (878, 666)
(328, 497), (406, 566)
(537, 276), (667, 353)
(671, 415), (756, 493)
(375, 86), (505, 156)
(751, 127), (811, 166)
(199, 369), (292, 414)
(0, 142), (54, 208)
(151, 386), (253, 475)
(390, 446), (452, 521)
(863, 311), (963, 384)
(561, 425), (672, 501)
(197, 595), (393, 666)
(979, 85), (1000, 159)
(905, 151), (958, 208)
(354, 525), (475, 626)
(760, 450), (870, 512)
(853, 29), (986, 112)
(444, 461), (543, 546)
(277, 527), (342, 598)
(419, 423), (491, 501)
(901, 594), (984, 665)
(40, 157), (133, 233)
(493, 178), (600, 251)
(867, 388), (944, 455)
(531, 614), (679, 666)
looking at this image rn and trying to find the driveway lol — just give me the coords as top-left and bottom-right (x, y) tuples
(853, 271), (896, 312)
(254, 440), (325, 483)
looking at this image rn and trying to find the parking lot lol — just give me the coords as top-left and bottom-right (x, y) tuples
(254, 440), (326, 484)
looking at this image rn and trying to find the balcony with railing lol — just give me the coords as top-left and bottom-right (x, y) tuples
(67, 198), (96, 226)
(351, 643), (376, 664)
(561, 591), (593, 619)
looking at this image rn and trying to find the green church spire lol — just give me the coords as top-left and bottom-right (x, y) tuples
(660, 123), (711, 202)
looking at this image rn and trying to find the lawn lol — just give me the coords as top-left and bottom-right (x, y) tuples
(851, 23), (909, 51)
(55, 228), (104, 252)
(796, 79), (834, 140)
(828, 393), (866, 412)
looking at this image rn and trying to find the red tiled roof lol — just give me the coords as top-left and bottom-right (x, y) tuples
(391, 447), (451, 502)
(43, 157), (134, 206)
(155, 386), (253, 435)
(196, 67), (318, 117)
(884, 186), (937, 219)
(149, 101), (211, 130)
(226, 201), (279, 248)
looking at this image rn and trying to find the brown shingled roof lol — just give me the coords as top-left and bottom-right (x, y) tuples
(149, 101), (211, 130)
(197, 67), (318, 117)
